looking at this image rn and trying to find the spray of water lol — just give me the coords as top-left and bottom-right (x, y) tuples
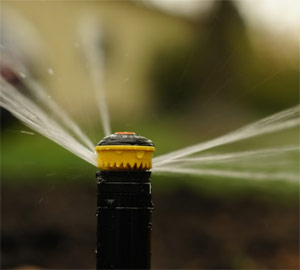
(153, 105), (300, 167)
(152, 106), (299, 182)
(21, 75), (95, 150)
(79, 17), (111, 137)
(152, 145), (299, 182)
(0, 78), (97, 166)
(153, 167), (299, 183)
(158, 145), (298, 166)
(1, 25), (95, 151)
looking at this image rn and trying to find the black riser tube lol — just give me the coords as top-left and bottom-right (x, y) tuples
(96, 171), (153, 269)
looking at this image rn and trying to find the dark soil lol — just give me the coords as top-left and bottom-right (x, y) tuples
(1, 183), (299, 269)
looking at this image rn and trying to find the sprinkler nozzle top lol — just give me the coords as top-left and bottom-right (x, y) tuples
(95, 132), (155, 171)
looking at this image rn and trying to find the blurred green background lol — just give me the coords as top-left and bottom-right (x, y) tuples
(1, 0), (299, 269)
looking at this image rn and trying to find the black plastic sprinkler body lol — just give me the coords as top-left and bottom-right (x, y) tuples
(95, 132), (155, 269)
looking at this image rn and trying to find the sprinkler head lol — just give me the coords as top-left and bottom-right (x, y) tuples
(95, 132), (155, 171)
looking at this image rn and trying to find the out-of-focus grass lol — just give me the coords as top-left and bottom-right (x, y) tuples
(1, 127), (95, 182)
(152, 174), (299, 205)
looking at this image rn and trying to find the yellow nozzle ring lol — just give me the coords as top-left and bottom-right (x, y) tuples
(95, 145), (155, 171)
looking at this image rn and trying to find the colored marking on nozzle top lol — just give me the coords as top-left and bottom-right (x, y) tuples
(115, 131), (135, 135)
(95, 132), (155, 171)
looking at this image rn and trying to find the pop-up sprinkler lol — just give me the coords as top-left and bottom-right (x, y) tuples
(95, 132), (155, 269)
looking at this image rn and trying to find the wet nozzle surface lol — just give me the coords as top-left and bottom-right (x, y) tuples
(95, 132), (155, 171)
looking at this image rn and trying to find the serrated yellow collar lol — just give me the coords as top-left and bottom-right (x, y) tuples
(95, 145), (155, 171)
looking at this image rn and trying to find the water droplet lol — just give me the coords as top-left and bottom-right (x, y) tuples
(19, 72), (26, 78)
(48, 68), (54, 75)
(20, 130), (35, 135)
(136, 151), (144, 159)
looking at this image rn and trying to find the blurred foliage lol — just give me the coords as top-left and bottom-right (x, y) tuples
(150, 0), (298, 116)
